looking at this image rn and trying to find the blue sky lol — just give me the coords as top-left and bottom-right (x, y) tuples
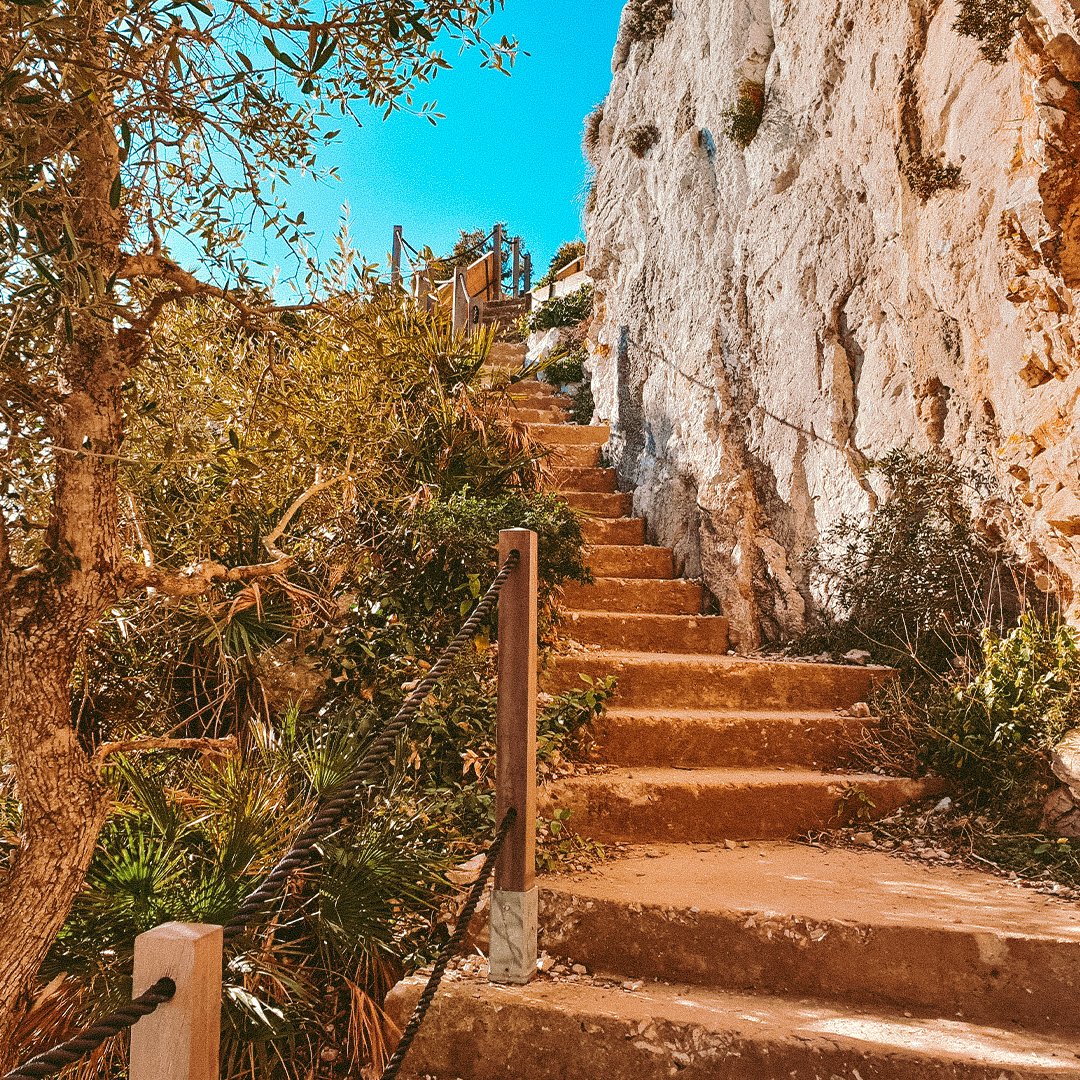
(276, 0), (626, 283)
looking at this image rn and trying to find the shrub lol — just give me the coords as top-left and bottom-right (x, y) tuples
(902, 153), (963, 200)
(541, 345), (587, 387)
(570, 382), (595, 426)
(805, 448), (1017, 670)
(623, 0), (674, 47)
(583, 103), (605, 160)
(626, 123), (660, 158)
(530, 285), (594, 332)
(722, 81), (765, 149)
(537, 240), (586, 288)
(954, 0), (1028, 63)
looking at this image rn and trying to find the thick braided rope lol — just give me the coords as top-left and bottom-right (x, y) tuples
(380, 808), (516, 1080)
(3, 978), (176, 1080)
(223, 549), (520, 941)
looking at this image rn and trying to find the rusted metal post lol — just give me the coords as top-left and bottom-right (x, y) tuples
(390, 225), (403, 290)
(511, 236), (521, 298)
(130, 923), (223, 1080)
(490, 528), (538, 985)
(492, 223), (504, 300)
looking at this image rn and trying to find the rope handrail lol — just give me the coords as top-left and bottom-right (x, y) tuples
(2, 550), (522, 1080)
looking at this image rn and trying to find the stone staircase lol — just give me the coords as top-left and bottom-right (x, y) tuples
(388, 344), (1080, 1078)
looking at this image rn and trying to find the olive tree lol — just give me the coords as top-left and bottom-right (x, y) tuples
(0, 0), (511, 1050)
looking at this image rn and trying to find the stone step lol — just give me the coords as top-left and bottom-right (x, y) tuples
(511, 406), (568, 424)
(560, 578), (703, 615)
(539, 766), (941, 843)
(563, 490), (633, 516)
(546, 442), (601, 467)
(580, 517), (645, 545)
(528, 422), (609, 447)
(592, 707), (864, 768)
(385, 974), (1080, 1079)
(561, 612), (729, 654)
(544, 651), (888, 710)
(549, 467), (616, 493)
(587, 545), (674, 579)
(508, 378), (561, 398)
(538, 844), (1080, 1036)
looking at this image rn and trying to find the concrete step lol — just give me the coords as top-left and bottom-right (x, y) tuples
(563, 490), (633, 516)
(385, 974), (1080, 1079)
(587, 544), (673, 579)
(561, 612), (729, 654)
(539, 766), (941, 843)
(544, 651), (889, 710)
(560, 578), (703, 615)
(549, 466), (616, 493)
(580, 517), (645, 545)
(592, 707), (864, 768)
(538, 844), (1080, 1036)
(527, 422), (609, 447)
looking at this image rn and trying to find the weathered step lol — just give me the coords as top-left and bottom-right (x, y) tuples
(544, 651), (889, 710)
(587, 545), (673, 579)
(562, 490), (633, 517)
(592, 707), (863, 767)
(386, 975), (1080, 1079)
(545, 442), (601, 467)
(539, 844), (1080, 1035)
(511, 406), (568, 423)
(549, 466), (616, 493)
(540, 767), (938, 843)
(580, 516), (645, 545)
(527, 422), (609, 447)
(560, 578), (703, 615)
(561, 612), (729, 654)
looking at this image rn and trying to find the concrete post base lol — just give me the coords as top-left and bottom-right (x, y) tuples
(488, 887), (538, 985)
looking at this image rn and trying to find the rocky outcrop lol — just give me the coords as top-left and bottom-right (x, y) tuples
(585, 0), (1080, 648)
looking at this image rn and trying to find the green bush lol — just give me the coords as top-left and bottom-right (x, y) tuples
(536, 240), (586, 289)
(954, 0), (1027, 63)
(541, 345), (587, 387)
(530, 285), (594, 332)
(923, 616), (1080, 809)
(805, 448), (1017, 669)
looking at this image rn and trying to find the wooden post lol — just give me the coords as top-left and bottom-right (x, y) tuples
(511, 237), (521, 298)
(492, 223), (504, 300)
(523, 252), (532, 296)
(490, 528), (538, 986)
(390, 225), (403, 290)
(452, 267), (467, 332)
(130, 923), (223, 1080)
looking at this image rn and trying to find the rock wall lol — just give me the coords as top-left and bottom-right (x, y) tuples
(585, 0), (1080, 649)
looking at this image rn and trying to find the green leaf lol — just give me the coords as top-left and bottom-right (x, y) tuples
(109, 175), (122, 209)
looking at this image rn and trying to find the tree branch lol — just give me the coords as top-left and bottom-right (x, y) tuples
(120, 553), (295, 598)
(262, 458), (352, 558)
(92, 735), (238, 772)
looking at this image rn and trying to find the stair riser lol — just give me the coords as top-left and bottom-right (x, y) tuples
(385, 983), (1063, 1080)
(512, 407), (569, 423)
(538, 891), (1080, 1036)
(550, 467), (616, 493)
(561, 579), (703, 615)
(539, 775), (939, 843)
(561, 614), (729, 653)
(593, 712), (865, 768)
(587, 546), (673, 578)
(545, 655), (886, 710)
(528, 423), (609, 447)
(548, 443), (602, 467)
(564, 491), (633, 516)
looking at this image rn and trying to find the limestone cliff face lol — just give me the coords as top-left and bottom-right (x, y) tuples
(585, 0), (1080, 648)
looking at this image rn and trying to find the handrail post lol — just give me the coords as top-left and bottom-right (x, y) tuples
(492, 223), (504, 300)
(130, 923), (223, 1080)
(390, 225), (403, 290)
(490, 528), (538, 985)
(511, 237), (521, 298)
(452, 267), (467, 332)
(523, 252), (532, 297)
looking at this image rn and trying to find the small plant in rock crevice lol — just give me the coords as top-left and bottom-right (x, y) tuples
(583, 103), (605, 161)
(570, 382), (595, 426)
(722, 81), (765, 149)
(622, 0), (674, 47)
(902, 153), (963, 200)
(625, 123), (660, 158)
(954, 0), (1028, 63)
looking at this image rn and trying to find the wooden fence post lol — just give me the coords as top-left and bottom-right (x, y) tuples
(511, 237), (521, 298)
(452, 267), (468, 333)
(490, 528), (538, 985)
(390, 225), (403, 290)
(523, 253), (532, 303)
(130, 922), (223, 1080)
(492, 223), (504, 300)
